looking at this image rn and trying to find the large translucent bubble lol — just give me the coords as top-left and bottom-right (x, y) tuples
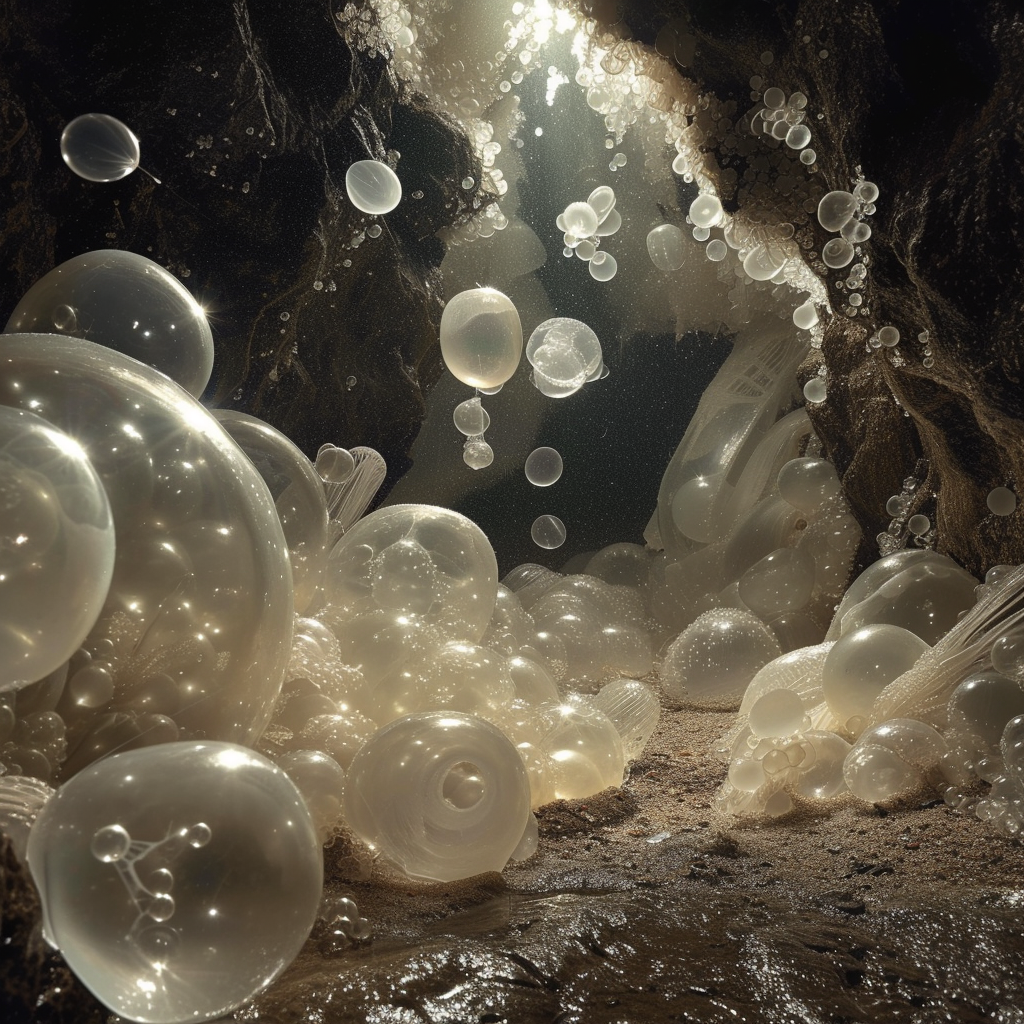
(5, 250), (215, 399)
(0, 406), (115, 691)
(60, 113), (140, 183)
(439, 287), (523, 388)
(0, 334), (293, 761)
(27, 741), (321, 1022)
(344, 159), (402, 215)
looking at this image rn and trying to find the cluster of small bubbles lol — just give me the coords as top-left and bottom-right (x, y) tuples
(556, 186), (621, 281)
(321, 893), (373, 950)
(526, 317), (604, 399)
(876, 460), (929, 555)
(754, 88), (814, 155)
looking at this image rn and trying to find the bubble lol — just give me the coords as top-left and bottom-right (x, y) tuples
(817, 191), (857, 232)
(525, 447), (563, 486)
(562, 201), (599, 238)
(706, 239), (727, 261)
(588, 253), (618, 281)
(587, 186), (616, 223)
(440, 287), (523, 389)
(799, 149), (817, 165)
(343, 712), (530, 881)
(689, 193), (724, 229)
(670, 473), (721, 544)
(463, 439), (494, 470)
(948, 672), (1024, 751)
(878, 326), (900, 348)
(461, 176), (475, 189)
(532, 515), (566, 550)
(987, 487), (1017, 516)
(738, 546), (816, 617)
(344, 160), (402, 215)
(822, 238), (855, 269)
(854, 180), (879, 203)
(592, 679), (660, 761)
(452, 397), (491, 436)
(277, 750), (346, 837)
(748, 689), (805, 740)
(794, 731), (852, 799)
(803, 377), (827, 403)
(762, 87), (786, 109)
(785, 124), (812, 149)
(27, 741), (322, 1022)
(743, 243), (787, 281)
(60, 113), (140, 182)
(315, 445), (355, 485)
(842, 220), (872, 243)
(186, 822), (212, 848)
(777, 457), (841, 515)
(843, 719), (946, 802)
(646, 224), (686, 272)
(575, 239), (597, 261)
(6, 250), (215, 398)
(907, 513), (930, 536)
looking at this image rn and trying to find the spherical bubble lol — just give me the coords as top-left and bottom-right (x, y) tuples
(803, 377), (827, 403)
(507, 655), (560, 705)
(987, 487), (1017, 516)
(0, 406), (115, 692)
(587, 186), (616, 223)
(706, 239), (727, 261)
(532, 515), (566, 550)
(6, 250), (215, 398)
(646, 224), (686, 273)
(785, 124), (812, 150)
(822, 624), (930, 729)
(729, 756), (767, 792)
(817, 191), (857, 232)
(595, 208), (622, 237)
(800, 148), (817, 165)
(452, 397), (491, 436)
(588, 253), (618, 282)
(743, 243), (787, 281)
(527, 318), (602, 380)
(777, 457), (841, 516)
(0, 334), (293, 749)
(669, 473), (721, 544)
(689, 193), (724, 229)
(841, 220), (872, 243)
(562, 201), (599, 238)
(531, 344), (587, 396)
(947, 671), (1024, 751)
(793, 301), (818, 330)
(277, 749), (346, 838)
(463, 439), (494, 470)
(592, 678), (660, 761)
(344, 159), (402, 215)
(794, 731), (852, 799)
(525, 447), (563, 487)
(748, 688), (805, 739)
(27, 741), (322, 1022)
(575, 239), (597, 261)
(907, 513), (930, 536)
(60, 113), (140, 182)
(440, 287), (523, 389)
(315, 444), (355, 485)
(343, 711), (530, 881)
(661, 609), (782, 708)
(854, 180), (879, 204)
(843, 719), (946, 802)
(213, 410), (329, 616)
(822, 237), (855, 269)
(738, 546), (816, 617)
(877, 326), (900, 348)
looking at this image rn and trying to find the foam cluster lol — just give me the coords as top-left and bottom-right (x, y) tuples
(556, 186), (622, 282)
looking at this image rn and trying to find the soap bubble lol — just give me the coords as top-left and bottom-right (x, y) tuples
(453, 397), (491, 436)
(646, 224), (686, 272)
(463, 439), (494, 470)
(344, 160), (402, 215)
(316, 444), (355, 485)
(525, 447), (563, 486)
(817, 191), (857, 232)
(803, 378), (827, 403)
(562, 201), (599, 238)
(588, 252), (618, 281)
(532, 515), (566, 550)
(213, 410), (329, 615)
(6, 250), (215, 398)
(661, 609), (781, 708)
(737, 546), (816, 617)
(844, 719), (946, 802)
(592, 678), (660, 761)
(947, 672), (1024, 751)
(0, 406), (115, 692)
(0, 333), (293, 752)
(440, 287), (523, 389)
(60, 113), (140, 183)
(27, 741), (322, 1022)
(343, 711), (530, 881)
(987, 487), (1017, 516)
(822, 624), (930, 729)
(689, 193), (724, 228)
(777, 457), (841, 516)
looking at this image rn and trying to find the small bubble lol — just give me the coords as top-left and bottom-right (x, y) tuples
(346, 376), (357, 390)
(90, 824), (131, 863)
(411, 190), (424, 199)
(819, 49), (829, 59)
(760, 51), (774, 65)
(511, 71), (524, 84)
(279, 311), (291, 322)
(535, 127), (543, 136)
(313, 280), (324, 291)
(148, 893), (176, 922)
(462, 176), (475, 189)
(245, 127), (254, 135)
(187, 822), (212, 848)
(367, 224), (382, 238)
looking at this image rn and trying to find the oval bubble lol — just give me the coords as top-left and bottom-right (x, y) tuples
(531, 515), (566, 550)
(345, 160), (402, 215)
(525, 447), (563, 487)
(60, 114), (140, 183)
(440, 288), (523, 389)
(646, 224), (686, 272)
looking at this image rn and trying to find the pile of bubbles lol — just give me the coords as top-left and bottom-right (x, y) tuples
(816, 177), (879, 270)
(556, 186), (622, 282)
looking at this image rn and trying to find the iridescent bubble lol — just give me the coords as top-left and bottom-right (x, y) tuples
(60, 114), (140, 183)
(344, 160), (402, 215)
(6, 250), (214, 398)
(524, 447), (563, 487)
(531, 515), (566, 550)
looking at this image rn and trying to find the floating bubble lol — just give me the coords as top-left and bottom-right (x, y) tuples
(817, 190), (857, 232)
(646, 224), (686, 272)
(562, 201), (599, 238)
(793, 301), (818, 329)
(803, 378), (827, 403)
(854, 181), (879, 204)
(440, 288), (523, 389)
(525, 447), (563, 487)
(60, 113), (140, 183)
(27, 741), (322, 1023)
(596, 209), (622, 236)
(822, 238), (855, 269)
(0, 406), (115, 692)
(315, 445), (355, 485)
(343, 711), (530, 881)
(987, 487), (1017, 516)
(689, 193), (724, 229)
(785, 124), (812, 150)
(463, 439), (494, 470)
(588, 253), (618, 281)
(587, 186), (616, 223)
(531, 515), (566, 550)
(6, 250), (215, 399)
(453, 397), (491, 436)
(344, 160), (402, 215)
(706, 238), (728, 261)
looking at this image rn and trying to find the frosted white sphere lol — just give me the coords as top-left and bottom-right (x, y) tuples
(803, 378), (827, 403)
(27, 742), (322, 1023)
(343, 711), (530, 881)
(843, 719), (946, 802)
(563, 201), (599, 238)
(587, 186), (616, 223)
(592, 678), (660, 761)
(947, 672), (1024, 750)
(817, 190), (857, 232)
(60, 113), (140, 182)
(440, 287), (523, 389)
(345, 159), (402, 215)
(525, 447), (563, 486)
(453, 397), (490, 436)
(822, 238), (855, 269)
(669, 473), (722, 544)
(689, 193), (724, 228)
(822, 624), (930, 729)
(463, 439), (494, 470)
(0, 406), (115, 692)
(646, 224), (686, 272)
(793, 301), (818, 330)
(777, 457), (841, 516)
(589, 252), (618, 282)
(737, 546), (816, 617)
(6, 249), (215, 398)
(987, 487), (1017, 516)
(748, 688), (805, 739)
(532, 514), (566, 550)
(661, 609), (782, 708)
